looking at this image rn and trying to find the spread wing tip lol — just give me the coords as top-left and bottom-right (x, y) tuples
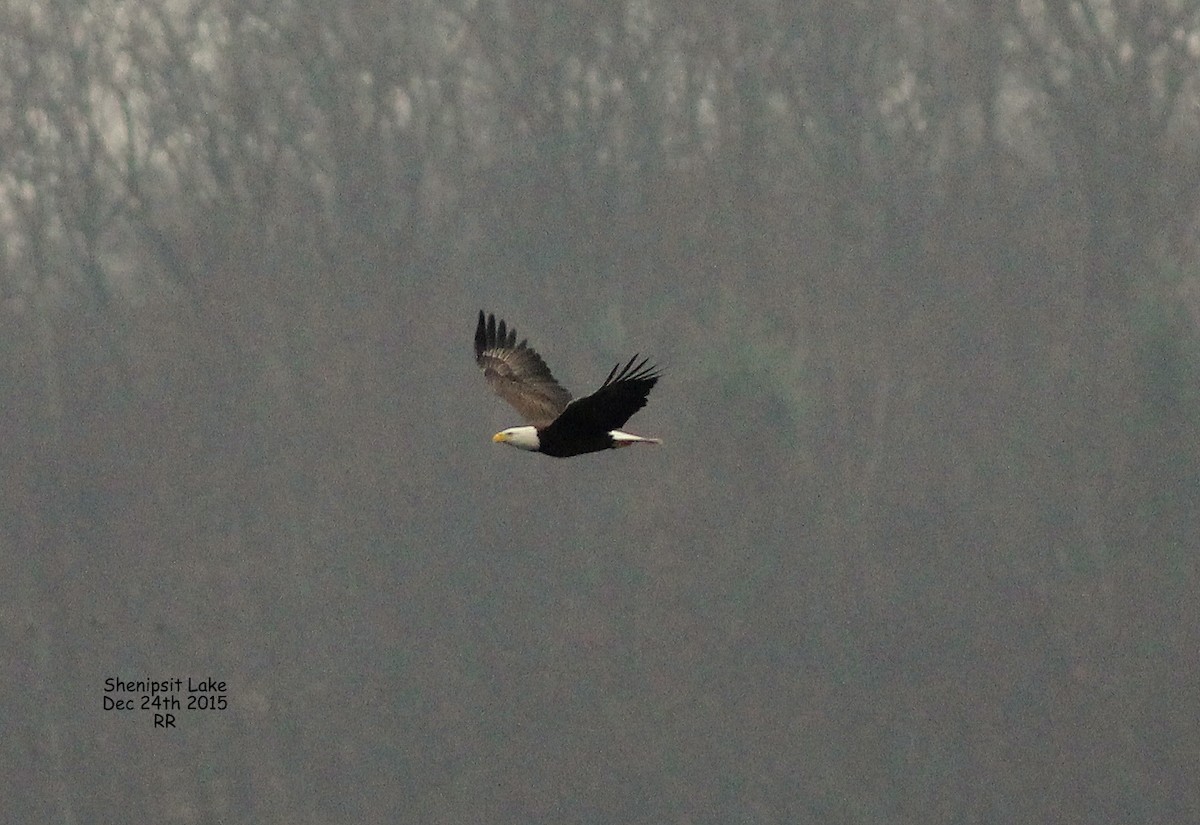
(602, 353), (661, 387)
(476, 310), (523, 357)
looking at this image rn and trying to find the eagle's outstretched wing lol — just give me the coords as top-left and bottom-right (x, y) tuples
(474, 311), (573, 428)
(545, 355), (660, 435)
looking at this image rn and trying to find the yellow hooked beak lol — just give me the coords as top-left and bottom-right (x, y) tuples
(492, 431), (508, 443)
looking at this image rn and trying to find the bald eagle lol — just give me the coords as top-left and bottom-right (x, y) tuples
(474, 311), (662, 457)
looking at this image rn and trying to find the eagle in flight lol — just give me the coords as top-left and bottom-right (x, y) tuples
(473, 311), (662, 458)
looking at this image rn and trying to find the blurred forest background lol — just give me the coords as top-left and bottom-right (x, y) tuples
(4, 0), (1200, 822)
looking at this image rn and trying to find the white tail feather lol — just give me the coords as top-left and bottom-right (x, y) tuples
(610, 430), (662, 447)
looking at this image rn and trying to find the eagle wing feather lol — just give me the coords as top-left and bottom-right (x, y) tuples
(545, 354), (661, 435)
(474, 311), (573, 428)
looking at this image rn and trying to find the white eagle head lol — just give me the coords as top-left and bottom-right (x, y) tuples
(492, 426), (541, 451)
